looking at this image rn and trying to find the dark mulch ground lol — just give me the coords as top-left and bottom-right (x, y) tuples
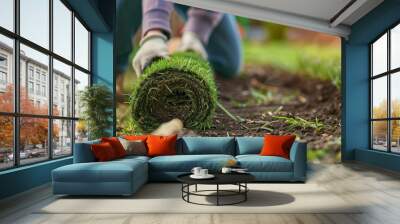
(197, 65), (341, 160)
(117, 64), (342, 161)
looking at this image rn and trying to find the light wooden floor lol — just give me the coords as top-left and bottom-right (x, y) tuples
(1, 162), (400, 224)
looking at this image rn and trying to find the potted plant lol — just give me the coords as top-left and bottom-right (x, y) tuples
(79, 84), (113, 140)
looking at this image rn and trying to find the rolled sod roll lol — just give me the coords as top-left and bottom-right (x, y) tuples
(130, 53), (217, 132)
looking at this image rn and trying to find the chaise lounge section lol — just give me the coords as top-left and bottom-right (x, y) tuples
(52, 140), (149, 196)
(52, 137), (307, 196)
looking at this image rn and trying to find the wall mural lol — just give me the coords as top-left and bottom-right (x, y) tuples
(115, 1), (341, 163)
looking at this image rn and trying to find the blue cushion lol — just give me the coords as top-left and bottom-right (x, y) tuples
(149, 154), (235, 172)
(179, 137), (235, 155)
(247, 172), (294, 182)
(236, 155), (293, 172)
(235, 137), (264, 155)
(52, 157), (148, 195)
(53, 159), (147, 183)
(73, 139), (100, 163)
(117, 155), (150, 162)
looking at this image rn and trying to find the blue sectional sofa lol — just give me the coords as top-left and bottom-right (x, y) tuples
(52, 137), (307, 196)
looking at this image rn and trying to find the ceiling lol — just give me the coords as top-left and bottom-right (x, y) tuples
(228, 0), (352, 22)
(168, 0), (384, 38)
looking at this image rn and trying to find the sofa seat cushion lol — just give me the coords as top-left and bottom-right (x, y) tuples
(53, 159), (147, 183)
(117, 155), (150, 162)
(236, 155), (293, 172)
(149, 154), (235, 172)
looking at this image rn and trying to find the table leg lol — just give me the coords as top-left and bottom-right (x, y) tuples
(217, 184), (219, 206)
(187, 184), (190, 202)
(245, 183), (247, 201)
(181, 184), (183, 199)
(195, 184), (198, 192)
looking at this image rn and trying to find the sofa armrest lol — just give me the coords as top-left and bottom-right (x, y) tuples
(73, 140), (100, 163)
(289, 141), (307, 181)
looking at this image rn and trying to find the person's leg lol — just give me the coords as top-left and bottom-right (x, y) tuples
(205, 15), (242, 79)
(116, 0), (142, 73)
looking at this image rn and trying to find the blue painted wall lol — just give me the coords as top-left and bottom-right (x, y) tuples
(342, 42), (370, 160)
(0, 158), (72, 199)
(0, 1), (116, 200)
(67, 0), (111, 32)
(92, 32), (115, 136)
(355, 148), (400, 172)
(343, 0), (400, 170)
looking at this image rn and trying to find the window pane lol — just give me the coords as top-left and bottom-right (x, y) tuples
(75, 120), (88, 143)
(74, 17), (89, 70)
(391, 72), (400, 118)
(0, 0), (14, 31)
(20, 0), (49, 49)
(391, 24), (400, 70)
(20, 117), (49, 165)
(372, 121), (388, 151)
(53, 119), (72, 157)
(0, 116), (13, 170)
(20, 44), (49, 115)
(372, 33), (387, 76)
(74, 69), (89, 118)
(0, 34), (14, 112)
(53, 59), (72, 117)
(391, 120), (400, 153)
(53, 0), (72, 60)
(372, 76), (387, 119)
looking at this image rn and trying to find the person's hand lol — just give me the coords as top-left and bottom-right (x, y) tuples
(177, 32), (207, 59)
(132, 31), (169, 76)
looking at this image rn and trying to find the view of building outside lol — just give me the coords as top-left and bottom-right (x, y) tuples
(0, 0), (91, 170)
(0, 40), (79, 168)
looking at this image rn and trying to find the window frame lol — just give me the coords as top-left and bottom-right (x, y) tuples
(370, 21), (400, 154)
(0, 0), (92, 171)
(0, 53), (8, 89)
(0, 70), (7, 86)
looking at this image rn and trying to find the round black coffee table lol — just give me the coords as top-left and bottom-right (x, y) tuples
(177, 173), (255, 206)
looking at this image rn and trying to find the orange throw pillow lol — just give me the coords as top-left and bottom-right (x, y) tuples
(91, 142), (117, 161)
(101, 137), (126, 158)
(260, 134), (296, 159)
(124, 135), (148, 141)
(146, 135), (177, 157)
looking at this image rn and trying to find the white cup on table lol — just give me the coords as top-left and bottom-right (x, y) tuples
(200, 169), (208, 176)
(191, 167), (202, 176)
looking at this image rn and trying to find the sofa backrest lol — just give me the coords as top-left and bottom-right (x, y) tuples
(177, 137), (236, 155)
(235, 137), (264, 155)
(74, 137), (300, 161)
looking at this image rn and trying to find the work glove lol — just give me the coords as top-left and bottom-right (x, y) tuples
(132, 31), (169, 76)
(177, 32), (208, 60)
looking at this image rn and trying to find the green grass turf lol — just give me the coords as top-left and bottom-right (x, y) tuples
(243, 41), (341, 88)
(130, 52), (218, 132)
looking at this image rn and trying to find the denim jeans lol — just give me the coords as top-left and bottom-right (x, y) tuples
(116, 0), (242, 78)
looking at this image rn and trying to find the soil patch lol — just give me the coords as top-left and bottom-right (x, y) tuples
(197, 65), (341, 160)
